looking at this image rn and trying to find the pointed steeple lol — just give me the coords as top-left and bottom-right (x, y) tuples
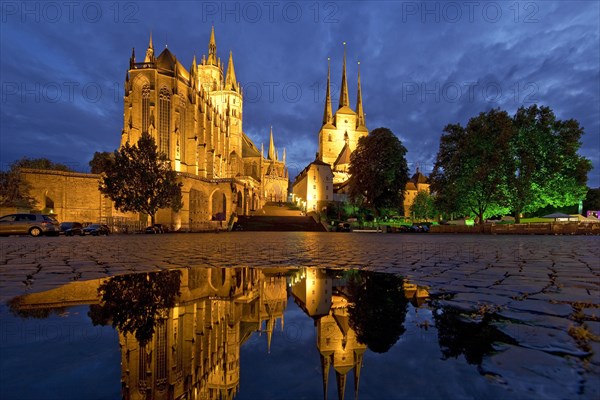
(336, 371), (347, 400)
(353, 351), (364, 400)
(323, 58), (333, 125)
(268, 127), (275, 160)
(321, 354), (332, 400)
(225, 51), (237, 90)
(282, 148), (286, 164)
(129, 47), (135, 68)
(207, 26), (217, 65)
(144, 32), (154, 63)
(338, 42), (350, 109)
(356, 61), (366, 128)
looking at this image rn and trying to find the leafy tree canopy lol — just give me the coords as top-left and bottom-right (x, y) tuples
(89, 151), (115, 174)
(99, 133), (183, 225)
(11, 157), (75, 172)
(431, 105), (591, 223)
(507, 105), (591, 222)
(348, 127), (409, 216)
(431, 109), (513, 224)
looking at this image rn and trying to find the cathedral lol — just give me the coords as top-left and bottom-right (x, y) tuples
(122, 28), (288, 229)
(292, 44), (367, 213)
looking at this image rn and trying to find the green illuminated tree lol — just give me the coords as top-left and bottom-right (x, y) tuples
(409, 190), (437, 221)
(508, 105), (591, 222)
(348, 127), (409, 216)
(99, 133), (183, 225)
(431, 109), (513, 225)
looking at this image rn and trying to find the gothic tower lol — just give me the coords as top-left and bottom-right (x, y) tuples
(317, 44), (368, 184)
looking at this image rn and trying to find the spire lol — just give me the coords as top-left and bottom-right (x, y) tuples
(225, 51), (237, 90)
(207, 26), (217, 65)
(144, 32), (154, 63)
(321, 354), (332, 400)
(336, 371), (347, 400)
(268, 127), (275, 160)
(338, 42), (350, 109)
(266, 316), (275, 354)
(129, 47), (135, 68)
(261, 143), (264, 158)
(356, 61), (366, 128)
(322, 58), (333, 125)
(353, 351), (363, 400)
(282, 148), (286, 164)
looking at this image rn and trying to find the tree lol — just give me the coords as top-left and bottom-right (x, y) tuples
(99, 133), (183, 225)
(583, 188), (600, 213)
(0, 169), (36, 209)
(508, 105), (591, 222)
(409, 190), (437, 221)
(89, 270), (181, 345)
(11, 157), (75, 172)
(89, 151), (115, 174)
(348, 127), (409, 216)
(431, 109), (513, 225)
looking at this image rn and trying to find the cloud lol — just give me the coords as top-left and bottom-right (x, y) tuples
(1, 1), (598, 186)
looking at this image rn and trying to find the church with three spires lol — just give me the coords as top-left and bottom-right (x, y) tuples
(292, 44), (367, 213)
(122, 28), (288, 228)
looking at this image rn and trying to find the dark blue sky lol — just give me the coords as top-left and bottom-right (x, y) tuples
(1, 1), (598, 186)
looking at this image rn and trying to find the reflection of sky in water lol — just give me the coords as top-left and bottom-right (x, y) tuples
(0, 305), (121, 400)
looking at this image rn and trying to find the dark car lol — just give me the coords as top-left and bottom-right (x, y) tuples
(83, 224), (110, 236)
(145, 224), (165, 234)
(60, 222), (84, 236)
(0, 213), (59, 237)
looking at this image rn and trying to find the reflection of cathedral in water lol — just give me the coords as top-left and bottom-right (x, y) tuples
(9, 266), (429, 400)
(120, 267), (286, 400)
(289, 268), (429, 400)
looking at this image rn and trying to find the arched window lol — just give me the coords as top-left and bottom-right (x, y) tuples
(141, 84), (150, 134)
(159, 87), (171, 156)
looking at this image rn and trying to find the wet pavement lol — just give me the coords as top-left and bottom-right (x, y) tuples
(0, 232), (599, 399)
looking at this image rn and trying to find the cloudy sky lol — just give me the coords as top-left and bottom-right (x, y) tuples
(1, 1), (598, 186)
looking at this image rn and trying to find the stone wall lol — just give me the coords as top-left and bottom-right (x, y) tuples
(430, 222), (600, 235)
(20, 168), (111, 223)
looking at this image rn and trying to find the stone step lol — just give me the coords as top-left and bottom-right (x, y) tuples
(234, 216), (326, 232)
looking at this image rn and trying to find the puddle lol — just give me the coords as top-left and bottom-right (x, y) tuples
(0, 266), (587, 399)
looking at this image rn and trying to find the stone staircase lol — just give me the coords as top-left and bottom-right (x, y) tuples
(233, 215), (327, 232)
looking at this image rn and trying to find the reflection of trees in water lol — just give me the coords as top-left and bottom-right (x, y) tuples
(434, 306), (516, 364)
(88, 270), (181, 345)
(345, 270), (409, 353)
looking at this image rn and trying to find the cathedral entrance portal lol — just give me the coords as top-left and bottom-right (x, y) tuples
(210, 190), (227, 222)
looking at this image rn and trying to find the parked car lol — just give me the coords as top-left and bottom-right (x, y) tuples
(60, 222), (84, 236)
(0, 213), (59, 237)
(145, 224), (165, 234)
(83, 224), (110, 236)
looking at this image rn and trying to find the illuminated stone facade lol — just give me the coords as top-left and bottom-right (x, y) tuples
(403, 170), (431, 217)
(14, 29), (288, 230)
(291, 160), (334, 213)
(122, 29), (288, 228)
